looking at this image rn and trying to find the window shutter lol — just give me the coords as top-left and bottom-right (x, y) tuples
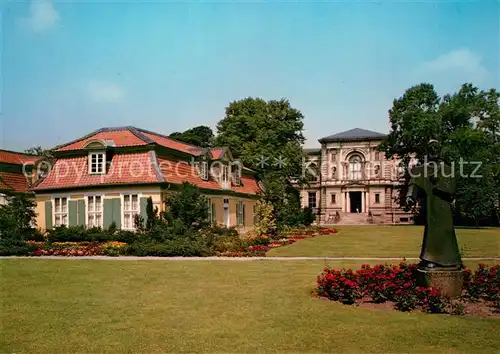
(103, 199), (114, 229)
(112, 198), (121, 229)
(77, 199), (86, 226)
(212, 203), (216, 224)
(68, 200), (78, 226)
(140, 197), (148, 228)
(45, 200), (53, 230)
(236, 201), (240, 225)
(242, 202), (246, 227)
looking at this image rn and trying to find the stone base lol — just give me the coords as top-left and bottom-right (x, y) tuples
(416, 268), (464, 298)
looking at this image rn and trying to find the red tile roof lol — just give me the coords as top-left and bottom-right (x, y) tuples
(157, 157), (260, 195)
(56, 130), (148, 151)
(0, 150), (39, 165)
(33, 152), (161, 191)
(0, 172), (30, 193)
(139, 131), (201, 155)
(35, 127), (261, 195)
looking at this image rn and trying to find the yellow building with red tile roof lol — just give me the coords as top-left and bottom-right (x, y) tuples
(32, 126), (262, 232)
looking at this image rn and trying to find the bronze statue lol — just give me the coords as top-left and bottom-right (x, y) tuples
(406, 162), (462, 269)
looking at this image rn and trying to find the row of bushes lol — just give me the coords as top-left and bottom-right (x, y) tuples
(1, 225), (339, 258)
(315, 263), (500, 314)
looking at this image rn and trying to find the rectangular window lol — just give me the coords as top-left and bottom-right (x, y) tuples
(330, 151), (336, 162)
(375, 193), (380, 204)
(222, 165), (229, 189)
(89, 153), (105, 174)
(308, 192), (317, 209)
(123, 194), (139, 230)
(331, 193), (336, 205)
(231, 166), (241, 186)
(375, 151), (380, 160)
(236, 200), (245, 226)
(199, 161), (208, 180)
(54, 197), (68, 226)
(87, 196), (103, 228)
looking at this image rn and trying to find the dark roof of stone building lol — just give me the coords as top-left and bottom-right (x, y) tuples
(319, 128), (387, 143)
(303, 148), (321, 155)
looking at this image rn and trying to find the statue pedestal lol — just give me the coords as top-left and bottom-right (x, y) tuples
(416, 268), (464, 298)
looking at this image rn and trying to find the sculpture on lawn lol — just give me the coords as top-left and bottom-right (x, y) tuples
(405, 140), (463, 296)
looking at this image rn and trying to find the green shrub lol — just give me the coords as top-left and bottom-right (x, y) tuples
(125, 239), (211, 257)
(0, 239), (37, 256)
(46, 226), (109, 242)
(301, 207), (316, 226)
(113, 230), (138, 244)
(254, 200), (276, 236)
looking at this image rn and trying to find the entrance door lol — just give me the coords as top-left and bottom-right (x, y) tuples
(223, 199), (230, 226)
(349, 192), (362, 213)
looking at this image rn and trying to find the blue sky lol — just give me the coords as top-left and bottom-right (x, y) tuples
(1, 0), (499, 151)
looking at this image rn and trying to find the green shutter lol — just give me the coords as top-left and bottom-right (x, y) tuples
(77, 199), (86, 226)
(45, 200), (53, 230)
(103, 199), (114, 229)
(236, 201), (240, 225)
(211, 203), (216, 224)
(112, 198), (121, 229)
(242, 203), (246, 227)
(68, 200), (78, 226)
(140, 197), (148, 227)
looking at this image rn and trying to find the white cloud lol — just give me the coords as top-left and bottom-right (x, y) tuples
(21, 0), (59, 32)
(85, 81), (126, 103)
(417, 49), (488, 86)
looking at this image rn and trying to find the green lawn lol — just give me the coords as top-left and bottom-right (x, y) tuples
(1, 259), (500, 353)
(268, 225), (500, 258)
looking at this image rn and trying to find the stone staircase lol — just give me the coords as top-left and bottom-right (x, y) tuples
(333, 212), (369, 225)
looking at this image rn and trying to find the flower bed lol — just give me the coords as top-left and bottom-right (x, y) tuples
(20, 226), (339, 258)
(219, 227), (338, 257)
(28, 241), (126, 257)
(315, 263), (500, 317)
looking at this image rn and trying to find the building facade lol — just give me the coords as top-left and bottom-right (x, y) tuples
(31, 126), (261, 232)
(300, 128), (413, 225)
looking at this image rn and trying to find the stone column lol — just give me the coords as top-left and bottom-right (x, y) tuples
(363, 192), (366, 213)
(346, 192), (350, 213)
(366, 189), (371, 212)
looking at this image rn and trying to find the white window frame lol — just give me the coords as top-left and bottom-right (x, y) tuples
(232, 166), (241, 186)
(222, 165), (230, 189)
(53, 196), (70, 227)
(121, 193), (141, 230)
(86, 195), (104, 228)
(199, 161), (209, 180)
(88, 152), (106, 174)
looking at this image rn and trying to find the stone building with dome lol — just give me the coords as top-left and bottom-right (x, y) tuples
(300, 128), (413, 225)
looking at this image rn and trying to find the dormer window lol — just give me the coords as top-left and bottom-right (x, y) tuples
(199, 161), (209, 180)
(232, 165), (241, 186)
(222, 164), (229, 189)
(89, 152), (106, 174)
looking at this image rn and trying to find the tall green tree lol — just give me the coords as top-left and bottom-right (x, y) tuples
(169, 126), (214, 148)
(380, 83), (499, 225)
(216, 98), (306, 229)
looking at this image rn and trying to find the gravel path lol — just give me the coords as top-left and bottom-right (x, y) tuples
(1, 256), (499, 261)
